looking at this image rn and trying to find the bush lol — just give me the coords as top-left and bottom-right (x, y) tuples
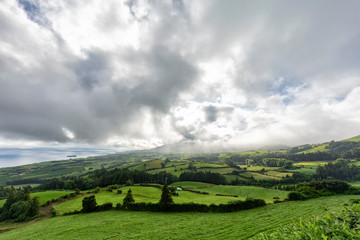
(82, 195), (97, 213)
(69, 193), (77, 198)
(50, 207), (57, 217)
(117, 190), (122, 194)
(97, 202), (113, 211)
(296, 186), (320, 199)
(287, 191), (307, 201)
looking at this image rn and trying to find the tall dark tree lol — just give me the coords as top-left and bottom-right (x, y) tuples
(123, 189), (135, 207)
(159, 184), (174, 209)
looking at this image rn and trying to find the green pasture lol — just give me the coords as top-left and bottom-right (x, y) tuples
(241, 166), (280, 171)
(294, 161), (328, 166)
(266, 171), (292, 178)
(0, 191), (72, 208)
(287, 168), (317, 175)
(54, 183), (289, 214)
(250, 172), (279, 180)
(196, 167), (235, 174)
(297, 144), (329, 153)
(171, 181), (288, 203)
(2, 195), (357, 240)
(224, 174), (247, 181)
(193, 163), (227, 168)
(32, 191), (75, 206)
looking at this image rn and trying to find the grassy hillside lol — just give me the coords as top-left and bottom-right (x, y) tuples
(54, 183), (288, 214)
(0, 190), (72, 207)
(1, 195), (357, 240)
(2, 134), (360, 187)
(342, 135), (360, 142)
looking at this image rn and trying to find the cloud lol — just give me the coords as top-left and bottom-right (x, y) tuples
(0, 0), (360, 152)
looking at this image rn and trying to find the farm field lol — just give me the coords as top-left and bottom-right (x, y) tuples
(286, 161), (329, 175)
(171, 181), (288, 202)
(0, 190), (72, 208)
(1, 195), (357, 240)
(54, 183), (288, 214)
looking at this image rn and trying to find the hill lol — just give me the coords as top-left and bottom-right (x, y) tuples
(1, 134), (360, 187)
(0, 195), (357, 239)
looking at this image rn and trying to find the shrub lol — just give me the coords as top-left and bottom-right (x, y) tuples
(115, 203), (122, 210)
(82, 195), (97, 213)
(93, 187), (101, 193)
(69, 193), (77, 198)
(296, 186), (320, 198)
(117, 190), (122, 194)
(50, 207), (56, 217)
(287, 191), (306, 201)
(97, 202), (113, 211)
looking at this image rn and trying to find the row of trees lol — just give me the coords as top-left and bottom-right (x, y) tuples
(287, 180), (359, 201)
(178, 172), (227, 185)
(315, 159), (360, 181)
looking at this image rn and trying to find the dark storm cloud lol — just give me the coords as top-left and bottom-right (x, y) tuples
(0, 35), (198, 144)
(130, 45), (197, 112)
(71, 51), (110, 90)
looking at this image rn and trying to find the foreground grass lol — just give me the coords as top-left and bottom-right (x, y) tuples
(1, 195), (358, 239)
(254, 204), (360, 239)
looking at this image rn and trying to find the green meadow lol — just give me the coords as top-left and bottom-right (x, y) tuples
(54, 183), (288, 214)
(1, 195), (357, 240)
(0, 190), (72, 208)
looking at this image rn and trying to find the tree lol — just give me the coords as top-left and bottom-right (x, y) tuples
(159, 184), (174, 209)
(28, 197), (39, 217)
(10, 201), (30, 222)
(82, 195), (97, 212)
(123, 189), (135, 208)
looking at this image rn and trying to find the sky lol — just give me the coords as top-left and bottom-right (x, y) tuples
(1, 0), (360, 156)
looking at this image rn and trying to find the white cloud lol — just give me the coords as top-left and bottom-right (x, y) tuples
(0, 0), (360, 152)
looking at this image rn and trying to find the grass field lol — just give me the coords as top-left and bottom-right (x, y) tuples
(266, 171), (292, 178)
(241, 166), (280, 171)
(196, 167), (235, 174)
(0, 191), (72, 208)
(1, 195), (357, 240)
(171, 181), (288, 203)
(54, 183), (289, 214)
